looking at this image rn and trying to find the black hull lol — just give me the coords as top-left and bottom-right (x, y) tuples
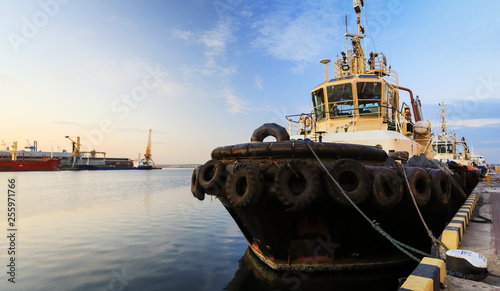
(192, 140), (480, 271)
(219, 188), (461, 271)
(226, 248), (417, 291)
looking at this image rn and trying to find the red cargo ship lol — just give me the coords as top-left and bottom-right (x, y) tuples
(0, 158), (62, 172)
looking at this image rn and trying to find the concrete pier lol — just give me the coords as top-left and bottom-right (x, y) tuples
(443, 170), (500, 290)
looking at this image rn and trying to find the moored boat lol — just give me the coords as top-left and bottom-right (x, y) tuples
(79, 164), (155, 170)
(432, 102), (483, 193)
(190, 2), (480, 271)
(0, 142), (61, 171)
(432, 102), (473, 166)
(0, 158), (61, 171)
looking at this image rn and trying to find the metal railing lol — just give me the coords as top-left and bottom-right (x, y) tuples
(287, 104), (412, 138)
(286, 112), (316, 137)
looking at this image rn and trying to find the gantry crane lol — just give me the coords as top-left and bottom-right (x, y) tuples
(25, 140), (37, 152)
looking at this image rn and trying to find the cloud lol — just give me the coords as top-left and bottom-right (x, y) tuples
(250, 1), (339, 71)
(115, 127), (168, 134)
(254, 75), (263, 90)
(240, 10), (253, 17)
(199, 18), (237, 76)
(451, 118), (500, 128)
(52, 121), (83, 126)
(156, 76), (187, 98)
(172, 29), (192, 40)
(477, 140), (500, 144)
(201, 20), (232, 53)
(222, 88), (250, 114)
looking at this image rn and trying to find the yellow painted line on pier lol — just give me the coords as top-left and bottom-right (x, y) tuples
(400, 194), (478, 290)
(399, 257), (445, 291)
(440, 194), (478, 250)
(436, 193), (481, 289)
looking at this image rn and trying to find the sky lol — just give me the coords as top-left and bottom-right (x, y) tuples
(0, 0), (499, 164)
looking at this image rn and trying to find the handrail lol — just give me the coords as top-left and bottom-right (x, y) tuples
(394, 86), (418, 122)
(287, 104), (413, 137)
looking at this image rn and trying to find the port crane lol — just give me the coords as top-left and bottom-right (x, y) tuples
(65, 136), (106, 167)
(142, 129), (155, 166)
(1, 140), (8, 151)
(65, 136), (81, 156)
(25, 140), (38, 152)
(0, 141), (18, 160)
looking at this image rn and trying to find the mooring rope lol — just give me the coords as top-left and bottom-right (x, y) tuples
(304, 142), (436, 262)
(396, 162), (449, 257)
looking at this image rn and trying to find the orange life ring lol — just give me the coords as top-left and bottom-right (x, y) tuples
(303, 116), (311, 129)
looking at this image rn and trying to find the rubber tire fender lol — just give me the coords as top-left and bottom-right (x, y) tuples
(274, 159), (321, 211)
(370, 167), (403, 210)
(429, 169), (451, 206)
(325, 158), (370, 207)
(404, 167), (432, 206)
(226, 163), (264, 208)
(251, 123), (290, 142)
(450, 175), (468, 204)
(199, 159), (227, 196)
(191, 165), (205, 201)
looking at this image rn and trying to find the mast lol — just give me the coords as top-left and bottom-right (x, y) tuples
(346, 0), (366, 75)
(439, 102), (447, 138)
(345, 14), (350, 50)
(354, 0), (365, 36)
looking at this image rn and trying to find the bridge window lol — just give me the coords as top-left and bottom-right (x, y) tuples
(326, 83), (353, 118)
(312, 88), (326, 122)
(447, 144), (453, 153)
(435, 142), (453, 154)
(357, 82), (381, 117)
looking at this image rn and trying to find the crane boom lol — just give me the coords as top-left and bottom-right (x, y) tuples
(65, 136), (81, 156)
(143, 129), (154, 166)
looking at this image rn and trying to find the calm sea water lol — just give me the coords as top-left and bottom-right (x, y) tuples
(0, 169), (251, 291)
(0, 169), (407, 291)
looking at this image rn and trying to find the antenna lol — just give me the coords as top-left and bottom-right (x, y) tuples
(345, 14), (348, 50)
(389, 32), (392, 68)
(363, 2), (366, 55)
(320, 59), (331, 82)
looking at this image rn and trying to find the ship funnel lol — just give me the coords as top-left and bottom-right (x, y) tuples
(415, 96), (424, 121)
(320, 59), (331, 82)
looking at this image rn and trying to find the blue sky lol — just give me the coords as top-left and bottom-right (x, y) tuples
(1, 0), (499, 164)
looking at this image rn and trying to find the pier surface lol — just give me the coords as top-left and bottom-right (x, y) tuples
(444, 169), (500, 290)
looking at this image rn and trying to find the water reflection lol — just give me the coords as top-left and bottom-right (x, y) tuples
(0, 169), (419, 290)
(226, 248), (417, 291)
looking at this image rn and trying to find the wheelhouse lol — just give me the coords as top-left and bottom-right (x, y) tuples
(311, 75), (401, 132)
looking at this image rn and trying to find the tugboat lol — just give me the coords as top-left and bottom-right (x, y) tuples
(432, 102), (483, 193)
(191, 2), (479, 271)
(432, 102), (473, 166)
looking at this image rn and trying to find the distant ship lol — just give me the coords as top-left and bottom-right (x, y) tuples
(0, 158), (61, 172)
(65, 129), (159, 170)
(432, 102), (473, 166)
(431, 102), (483, 193)
(0, 142), (61, 171)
